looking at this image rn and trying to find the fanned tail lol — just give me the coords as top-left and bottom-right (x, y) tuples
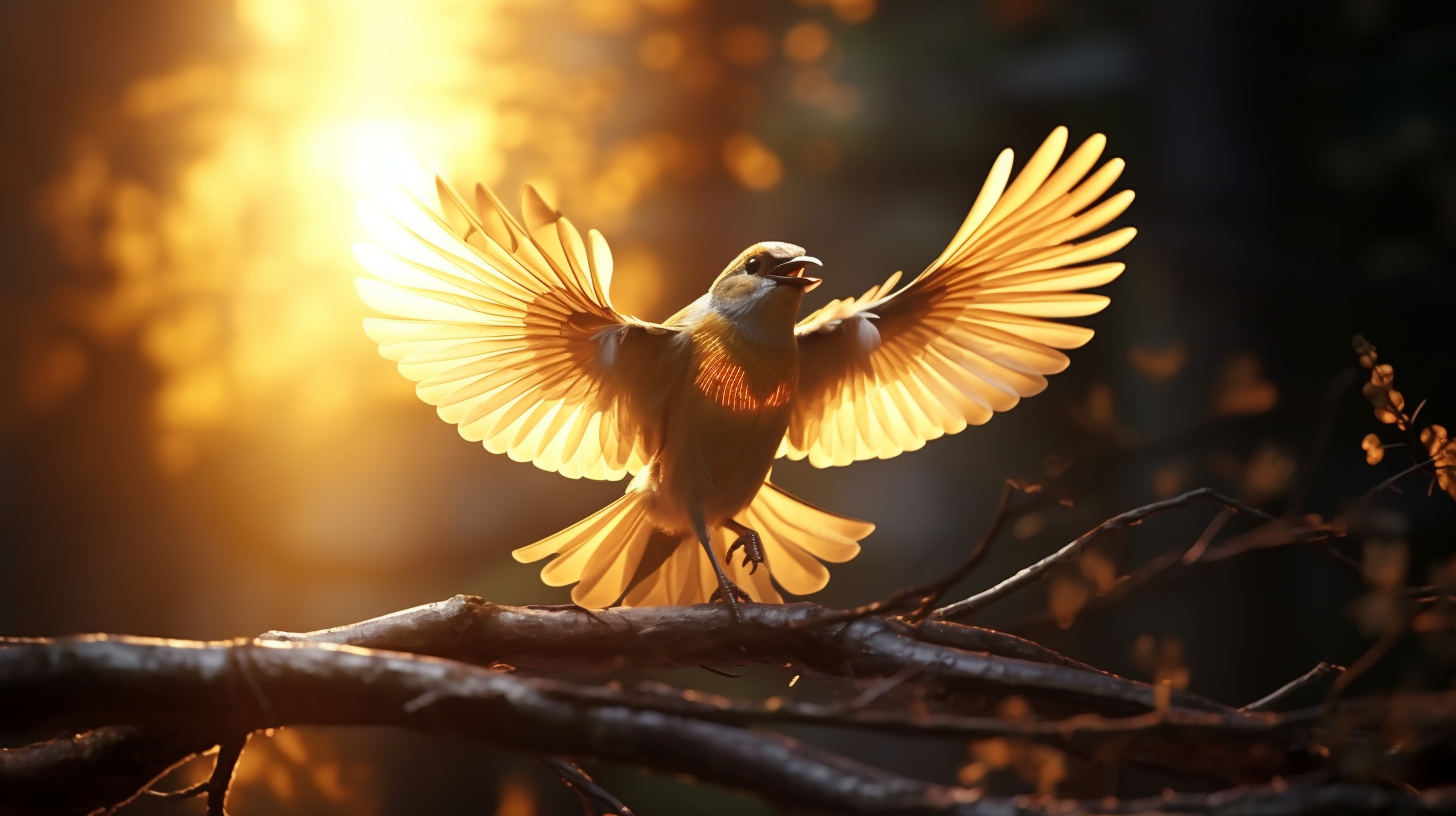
(516, 480), (874, 608)
(511, 489), (657, 609)
(622, 480), (874, 607)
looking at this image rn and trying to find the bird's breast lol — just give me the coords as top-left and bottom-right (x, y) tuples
(688, 314), (797, 413)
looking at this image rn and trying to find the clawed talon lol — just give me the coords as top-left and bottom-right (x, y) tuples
(709, 580), (754, 605)
(724, 521), (767, 575)
(726, 530), (766, 574)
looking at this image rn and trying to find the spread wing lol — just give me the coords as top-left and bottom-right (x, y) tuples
(355, 178), (681, 480)
(784, 127), (1135, 467)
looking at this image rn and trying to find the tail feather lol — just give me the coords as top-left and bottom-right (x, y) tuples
(515, 479), (874, 608)
(513, 490), (651, 597)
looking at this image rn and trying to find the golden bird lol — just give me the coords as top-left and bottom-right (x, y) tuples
(354, 126), (1135, 611)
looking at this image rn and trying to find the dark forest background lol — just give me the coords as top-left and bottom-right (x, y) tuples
(2, 1), (1454, 813)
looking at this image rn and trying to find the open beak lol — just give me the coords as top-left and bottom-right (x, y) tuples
(767, 255), (823, 291)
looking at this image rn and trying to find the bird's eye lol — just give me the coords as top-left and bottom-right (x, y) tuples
(745, 257), (761, 274)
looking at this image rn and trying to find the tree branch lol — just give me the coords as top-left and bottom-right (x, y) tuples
(539, 757), (636, 816)
(930, 488), (1332, 621)
(0, 726), (214, 816)
(2, 638), (1452, 815)
(257, 597), (1233, 716)
(1244, 663), (1345, 712)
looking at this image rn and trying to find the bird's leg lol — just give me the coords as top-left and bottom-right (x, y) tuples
(723, 518), (766, 574)
(690, 517), (752, 614)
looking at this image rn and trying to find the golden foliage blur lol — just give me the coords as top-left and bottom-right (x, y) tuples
(783, 21), (831, 63)
(1080, 548), (1118, 593)
(1212, 352), (1279, 416)
(33, 0), (705, 474)
(230, 728), (380, 815)
(1131, 634), (1191, 712)
(1047, 569), (1089, 629)
(1044, 543), (1120, 629)
(792, 68), (862, 119)
(1153, 460), (1191, 499)
(1351, 507), (1410, 638)
(1412, 556), (1456, 641)
(958, 698), (1065, 795)
(639, 29), (686, 71)
(720, 25), (773, 68)
(1085, 382), (1116, 428)
(1241, 443), (1297, 504)
(19, 338), (89, 414)
(722, 133), (784, 191)
(1128, 340), (1185, 381)
(795, 0), (878, 25)
(799, 136), (843, 173)
(494, 770), (539, 816)
(1011, 512), (1044, 541)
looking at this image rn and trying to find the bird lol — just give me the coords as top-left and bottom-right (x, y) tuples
(353, 126), (1135, 611)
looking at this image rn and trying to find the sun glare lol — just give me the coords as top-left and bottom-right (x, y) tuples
(41, 0), (520, 473)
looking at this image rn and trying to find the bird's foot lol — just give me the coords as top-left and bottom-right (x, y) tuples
(726, 528), (766, 574)
(709, 579), (754, 605)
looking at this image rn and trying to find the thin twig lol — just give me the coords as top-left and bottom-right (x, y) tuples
(1009, 518), (1354, 633)
(1327, 624), (1406, 706)
(907, 481), (1020, 619)
(794, 481), (1020, 628)
(847, 666), (923, 710)
(206, 734), (248, 816)
(1243, 662), (1345, 711)
(930, 489), (1321, 621)
(1357, 456), (1439, 505)
(539, 756), (636, 816)
(144, 778), (209, 799)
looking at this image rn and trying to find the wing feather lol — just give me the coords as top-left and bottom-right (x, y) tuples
(787, 127), (1134, 466)
(356, 177), (684, 480)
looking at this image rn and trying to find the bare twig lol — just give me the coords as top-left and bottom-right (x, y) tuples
(206, 734), (247, 816)
(930, 489), (1324, 621)
(539, 757), (635, 816)
(144, 778), (209, 799)
(0, 726), (216, 815)
(1358, 456), (1440, 504)
(793, 481), (1020, 628)
(911, 621), (1100, 672)
(847, 666), (923, 710)
(1009, 518), (1356, 633)
(1328, 624), (1406, 705)
(1244, 662), (1345, 711)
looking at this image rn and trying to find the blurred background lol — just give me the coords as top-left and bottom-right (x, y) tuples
(2, 0), (1454, 812)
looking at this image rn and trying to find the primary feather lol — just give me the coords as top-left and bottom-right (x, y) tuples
(355, 179), (677, 481)
(783, 126), (1135, 468)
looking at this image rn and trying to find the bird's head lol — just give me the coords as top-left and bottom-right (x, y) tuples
(708, 242), (822, 342)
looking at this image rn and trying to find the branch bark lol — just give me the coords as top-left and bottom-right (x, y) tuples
(1, 637), (1451, 816)
(255, 597), (1232, 717)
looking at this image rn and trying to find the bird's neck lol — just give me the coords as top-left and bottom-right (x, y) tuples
(708, 290), (799, 348)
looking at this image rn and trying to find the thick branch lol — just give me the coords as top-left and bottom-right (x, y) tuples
(0, 637), (1022, 815)
(260, 597), (1233, 716)
(1, 639), (1451, 816)
(0, 726), (214, 816)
